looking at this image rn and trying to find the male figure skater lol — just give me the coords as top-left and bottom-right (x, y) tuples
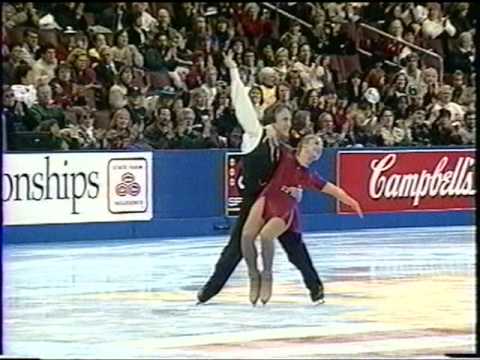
(197, 51), (324, 304)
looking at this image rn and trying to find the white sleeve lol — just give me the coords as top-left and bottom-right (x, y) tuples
(230, 67), (263, 138)
(444, 19), (456, 37)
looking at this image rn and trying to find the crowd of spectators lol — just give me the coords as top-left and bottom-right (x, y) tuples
(1, 2), (476, 151)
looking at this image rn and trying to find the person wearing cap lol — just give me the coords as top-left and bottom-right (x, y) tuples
(126, 86), (148, 135)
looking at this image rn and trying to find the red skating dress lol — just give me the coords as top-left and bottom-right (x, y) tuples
(259, 149), (327, 232)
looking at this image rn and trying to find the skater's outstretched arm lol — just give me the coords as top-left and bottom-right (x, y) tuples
(321, 183), (364, 218)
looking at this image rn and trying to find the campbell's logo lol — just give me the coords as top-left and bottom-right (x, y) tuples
(368, 154), (476, 206)
(115, 172), (141, 197)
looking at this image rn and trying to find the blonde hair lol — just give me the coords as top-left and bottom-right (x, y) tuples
(296, 134), (323, 153)
(110, 108), (131, 128)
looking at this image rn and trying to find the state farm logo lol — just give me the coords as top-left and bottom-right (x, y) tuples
(368, 154), (475, 206)
(108, 158), (148, 214)
(115, 172), (141, 197)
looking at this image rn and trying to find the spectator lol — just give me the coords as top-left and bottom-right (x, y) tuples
(132, 2), (158, 34)
(394, 95), (411, 121)
(201, 66), (219, 107)
(144, 107), (176, 149)
(421, 3), (456, 40)
(111, 29), (144, 68)
(23, 84), (65, 131)
(316, 112), (348, 148)
(373, 107), (411, 146)
(125, 86), (149, 133)
(345, 71), (366, 104)
(212, 93), (237, 138)
(420, 67), (440, 106)
(238, 3), (271, 46)
(248, 85), (265, 121)
(257, 41), (276, 67)
(351, 110), (377, 147)
(99, 2), (130, 32)
(385, 72), (409, 107)
(264, 82), (295, 119)
(144, 33), (176, 71)
(446, 31), (475, 75)
(451, 70), (468, 104)
(156, 8), (181, 42)
(104, 108), (139, 149)
(286, 69), (306, 106)
(404, 53), (423, 86)
(2, 85), (30, 150)
(3, 45), (34, 85)
(462, 110), (475, 144)
(226, 125), (243, 148)
(430, 109), (458, 145)
(257, 67), (278, 109)
(189, 87), (211, 132)
(22, 28), (41, 60)
(30, 45), (58, 85)
(95, 46), (122, 88)
(172, 107), (203, 149)
(88, 33), (109, 62)
(273, 47), (290, 81)
(59, 107), (103, 150)
(127, 11), (149, 50)
(289, 110), (313, 147)
(410, 109), (432, 146)
(431, 85), (465, 121)
(49, 63), (75, 108)
(448, 3), (473, 35)
(186, 15), (212, 52)
(108, 86), (128, 111)
(69, 50), (97, 86)
(301, 88), (323, 127)
(54, 2), (89, 31)
(280, 21), (308, 48)
(212, 17), (234, 52)
(172, 2), (197, 35)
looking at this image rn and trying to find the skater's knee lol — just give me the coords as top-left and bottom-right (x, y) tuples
(241, 230), (257, 243)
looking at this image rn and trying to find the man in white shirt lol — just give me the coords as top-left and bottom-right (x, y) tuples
(30, 45), (58, 85)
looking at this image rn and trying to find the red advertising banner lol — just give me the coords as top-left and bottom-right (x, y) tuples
(337, 149), (475, 214)
(225, 152), (245, 217)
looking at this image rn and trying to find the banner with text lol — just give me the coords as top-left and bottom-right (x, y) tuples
(3, 152), (153, 225)
(225, 152), (245, 217)
(337, 149), (475, 214)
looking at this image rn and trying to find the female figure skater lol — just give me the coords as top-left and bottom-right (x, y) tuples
(241, 134), (364, 305)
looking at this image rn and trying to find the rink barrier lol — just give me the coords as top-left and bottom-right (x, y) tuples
(3, 146), (475, 243)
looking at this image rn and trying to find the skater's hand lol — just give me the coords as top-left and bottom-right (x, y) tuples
(350, 200), (364, 218)
(224, 49), (237, 69)
(281, 186), (303, 202)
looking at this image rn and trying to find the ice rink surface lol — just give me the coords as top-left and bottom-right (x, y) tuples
(3, 225), (475, 358)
